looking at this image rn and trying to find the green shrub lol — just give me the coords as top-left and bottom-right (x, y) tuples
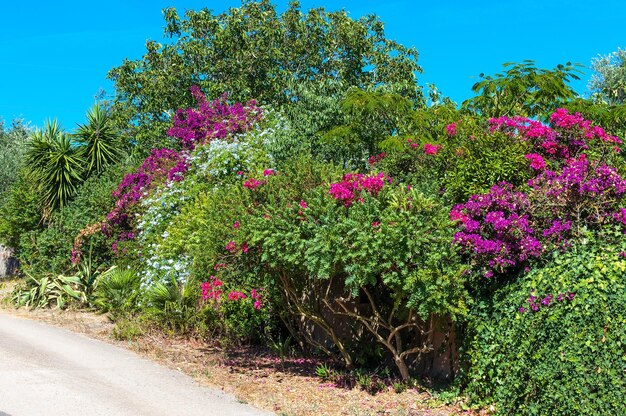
(142, 275), (216, 336)
(440, 118), (533, 202)
(247, 171), (467, 378)
(91, 267), (142, 314)
(16, 159), (132, 276)
(0, 119), (30, 196)
(0, 170), (41, 250)
(461, 228), (626, 415)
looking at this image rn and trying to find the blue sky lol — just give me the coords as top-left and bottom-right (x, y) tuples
(1, 0), (625, 130)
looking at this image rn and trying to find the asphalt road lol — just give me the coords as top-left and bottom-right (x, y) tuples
(0, 312), (272, 416)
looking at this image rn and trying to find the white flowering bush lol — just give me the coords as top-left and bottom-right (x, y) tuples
(135, 120), (280, 287)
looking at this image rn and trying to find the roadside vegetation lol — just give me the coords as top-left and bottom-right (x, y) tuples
(2, 1), (626, 414)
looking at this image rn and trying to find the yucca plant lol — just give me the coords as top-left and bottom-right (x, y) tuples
(74, 104), (123, 175)
(25, 120), (85, 214)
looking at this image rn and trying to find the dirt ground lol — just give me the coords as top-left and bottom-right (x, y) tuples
(0, 279), (479, 416)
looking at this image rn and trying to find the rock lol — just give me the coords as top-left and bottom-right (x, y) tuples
(0, 245), (18, 278)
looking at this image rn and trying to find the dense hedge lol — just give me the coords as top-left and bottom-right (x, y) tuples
(462, 229), (626, 414)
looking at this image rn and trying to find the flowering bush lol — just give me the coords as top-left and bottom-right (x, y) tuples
(452, 110), (626, 276)
(167, 87), (263, 150)
(488, 108), (622, 167)
(247, 168), (466, 379)
(451, 183), (541, 277)
(106, 148), (186, 235)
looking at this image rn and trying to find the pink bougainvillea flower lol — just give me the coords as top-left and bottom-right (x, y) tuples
(423, 143), (442, 155)
(299, 200), (308, 209)
(445, 123), (457, 136)
(233, 221), (240, 229)
(227, 291), (247, 301)
(263, 169), (276, 177)
(225, 240), (237, 252)
(243, 178), (264, 190)
(367, 152), (386, 166)
(525, 153), (546, 170)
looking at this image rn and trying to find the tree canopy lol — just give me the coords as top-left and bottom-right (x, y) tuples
(589, 48), (626, 105)
(107, 0), (423, 153)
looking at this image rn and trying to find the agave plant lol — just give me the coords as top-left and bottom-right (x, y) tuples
(73, 104), (123, 174)
(25, 120), (85, 213)
(12, 272), (87, 309)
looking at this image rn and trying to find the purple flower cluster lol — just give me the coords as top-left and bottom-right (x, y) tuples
(453, 110), (626, 278)
(106, 148), (185, 238)
(451, 183), (542, 276)
(167, 87), (263, 150)
(520, 291), (575, 313)
(529, 157), (626, 232)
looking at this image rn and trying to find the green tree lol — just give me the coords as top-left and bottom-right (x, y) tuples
(589, 48), (626, 105)
(0, 119), (30, 195)
(462, 60), (583, 118)
(107, 0), (423, 153)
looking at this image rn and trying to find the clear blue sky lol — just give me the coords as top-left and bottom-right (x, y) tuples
(1, 0), (625, 130)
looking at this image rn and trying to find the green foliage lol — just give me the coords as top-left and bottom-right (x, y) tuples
(0, 119), (30, 195)
(461, 228), (626, 415)
(462, 61), (582, 118)
(247, 170), (466, 378)
(73, 104), (124, 174)
(92, 267), (142, 314)
(441, 117), (534, 202)
(268, 80), (345, 165)
(218, 293), (273, 344)
(322, 89), (416, 168)
(107, 0), (422, 152)
(143, 275), (212, 334)
(12, 272), (87, 309)
(589, 48), (626, 105)
(0, 169), (42, 249)
(16, 160), (132, 276)
(25, 120), (85, 214)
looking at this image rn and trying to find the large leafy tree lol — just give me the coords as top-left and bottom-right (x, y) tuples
(462, 60), (583, 119)
(107, 0), (423, 153)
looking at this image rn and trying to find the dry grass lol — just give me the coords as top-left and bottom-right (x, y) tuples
(0, 279), (480, 416)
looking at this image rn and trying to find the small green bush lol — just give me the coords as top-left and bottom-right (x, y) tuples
(91, 267), (142, 314)
(461, 228), (626, 415)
